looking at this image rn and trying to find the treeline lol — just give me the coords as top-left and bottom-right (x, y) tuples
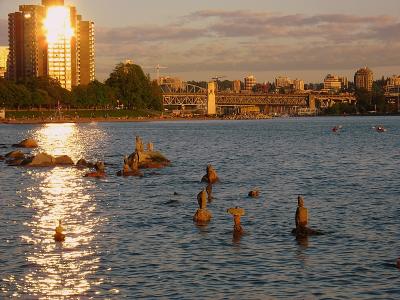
(0, 62), (162, 111)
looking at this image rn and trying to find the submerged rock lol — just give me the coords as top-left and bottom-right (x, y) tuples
(13, 138), (38, 148)
(248, 190), (260, 198)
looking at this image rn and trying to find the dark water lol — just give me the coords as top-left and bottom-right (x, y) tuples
(0, 117), (399, 299)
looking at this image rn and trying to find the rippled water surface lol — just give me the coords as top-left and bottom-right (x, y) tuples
(0, 117), (399, 299)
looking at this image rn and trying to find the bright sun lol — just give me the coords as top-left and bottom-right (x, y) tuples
(43, 6), (74, 44)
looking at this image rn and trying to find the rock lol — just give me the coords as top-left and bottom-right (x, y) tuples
(7, 158), (25, 166)
(85, 161), (106, 178)
(227, 207), (245, 217)
(5, 150), (25, 159)
(193, 189), (212, 225)
(201, 164), (219, 184)
(127, 136), (170, 169)
(13, 138), (38, 148)
(0, 155), (4, 161)
(227, 207), (245, 234)
(128, 150), (170, 169)
(206, 184), (213, 201)
(76, 158), (94, 168)
(193, 208), (212, 225)
(248, 190), (260, 198)
(55, 155), (74, 165)
(84, 171), (106, 178)
(116, 169), (143, 177)
(23, 152), (56, 167)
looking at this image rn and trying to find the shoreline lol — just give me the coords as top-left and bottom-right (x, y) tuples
(1, 113), (399, 125)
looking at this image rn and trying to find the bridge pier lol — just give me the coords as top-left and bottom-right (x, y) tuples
(207, 82), (216, 115)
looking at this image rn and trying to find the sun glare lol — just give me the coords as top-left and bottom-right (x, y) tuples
(43, 6), (74, 44)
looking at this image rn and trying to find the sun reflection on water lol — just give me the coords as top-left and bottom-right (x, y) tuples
(11, 123), (106, 297)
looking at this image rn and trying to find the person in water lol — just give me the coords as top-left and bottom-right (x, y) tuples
(54, 220), (65, 242)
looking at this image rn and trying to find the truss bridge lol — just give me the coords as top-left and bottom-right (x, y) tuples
(161, 82), (356, 115)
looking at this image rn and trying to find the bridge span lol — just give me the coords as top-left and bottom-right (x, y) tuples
(161, 82), (355, 115)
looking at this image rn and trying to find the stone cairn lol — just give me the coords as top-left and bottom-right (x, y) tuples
(193, 189), (212, 225)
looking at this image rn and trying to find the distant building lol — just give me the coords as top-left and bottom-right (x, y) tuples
(244, 75), (256, 91)
(323, 74), (348, 91)
(232, 80), (241, 93)
(159, 76), (184, 91)
(7, 0), (95, 89)
(354, 67), (373, 91)
(0, 47), (9, 78)
(339, 76), (348, 89)
(292, 79), (304, 91)
(324, 74), (342, 91)
(275, 76), (292, 88)
(385, 75), (400, 92)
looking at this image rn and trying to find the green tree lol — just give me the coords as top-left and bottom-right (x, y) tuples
(355, 88), (372, 113)
(105, 62), (162, 110)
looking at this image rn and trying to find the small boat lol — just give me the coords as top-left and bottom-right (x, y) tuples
(332, 125), (342, 133)
(374, 125), (387, 132)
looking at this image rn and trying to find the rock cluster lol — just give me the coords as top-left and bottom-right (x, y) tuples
(126, 136), (170, 170)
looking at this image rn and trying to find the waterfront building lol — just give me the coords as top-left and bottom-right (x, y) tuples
(0, 47), (9, 78)
(275, 76), (292, 88)
(244, 75), (256, 91)
(7, 0), (95, 90)
(354, 67), (373, 91)
(232, 80), (241, 93)
(293, 79), (304, 91)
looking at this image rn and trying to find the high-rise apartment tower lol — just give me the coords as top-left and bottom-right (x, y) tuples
(7, 0), (95, 89)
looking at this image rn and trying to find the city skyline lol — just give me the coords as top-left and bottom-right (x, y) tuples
(1, 0), (400, 82)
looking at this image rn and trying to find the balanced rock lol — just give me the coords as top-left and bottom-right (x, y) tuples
(193, 189), (212, 225)
(227, 207), (245, 234)
(13, 138), (38, 148)
(201, 164), (219, 184)
(55, 155), (74, 165)
(128, 136), (170, 169)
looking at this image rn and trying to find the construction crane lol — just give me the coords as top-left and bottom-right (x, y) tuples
(143, 64), (168, 84)
(211, 75), (226, 91)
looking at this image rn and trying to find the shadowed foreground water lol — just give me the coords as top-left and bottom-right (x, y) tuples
(0, 116), (399, 299)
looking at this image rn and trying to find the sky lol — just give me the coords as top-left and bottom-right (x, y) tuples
(1, 0), (400, 83)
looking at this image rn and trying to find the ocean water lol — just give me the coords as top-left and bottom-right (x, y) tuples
(0, 116), (399, 299)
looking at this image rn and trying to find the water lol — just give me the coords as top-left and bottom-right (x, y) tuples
(0, 116), (399, 299)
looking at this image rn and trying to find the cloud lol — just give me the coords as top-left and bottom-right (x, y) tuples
(2, 9), (399, 81)
(0, 19), (8, 45)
